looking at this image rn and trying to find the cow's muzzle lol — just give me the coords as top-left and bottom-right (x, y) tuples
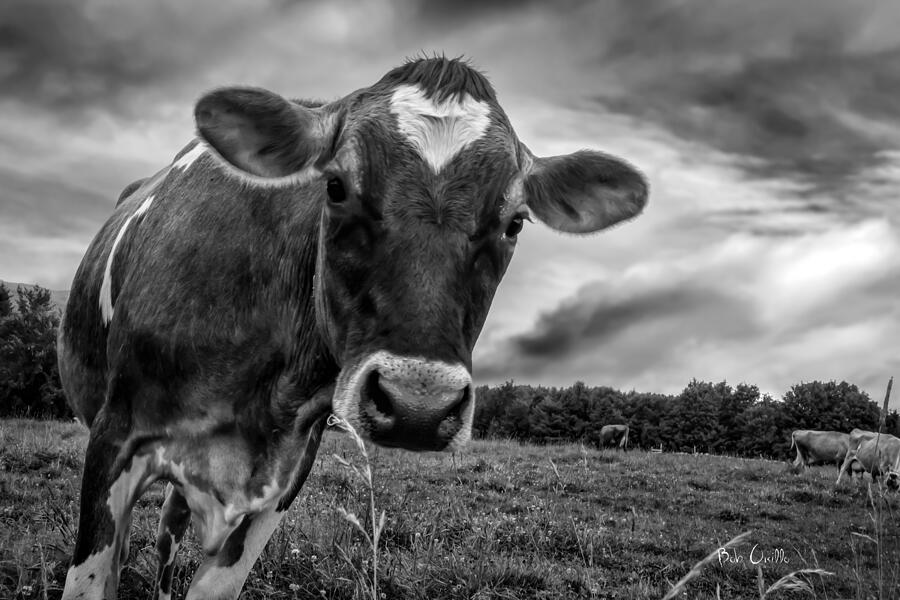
(333, 352), (474, 451)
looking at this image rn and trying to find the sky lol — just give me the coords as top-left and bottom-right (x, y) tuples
(1, 0), (898, 407)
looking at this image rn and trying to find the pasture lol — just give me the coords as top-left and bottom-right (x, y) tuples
(1, 419), (897, 599)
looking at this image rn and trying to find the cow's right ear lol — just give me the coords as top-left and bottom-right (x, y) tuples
(195, 87), (335, 179)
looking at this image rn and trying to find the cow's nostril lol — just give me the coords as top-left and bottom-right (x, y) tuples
(365, 371), (394, 418)
(446, 387), (468, 418)
(437, 387), (469, 439)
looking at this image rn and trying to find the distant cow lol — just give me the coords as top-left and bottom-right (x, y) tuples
(835, 428), (878, 483)
(790, 430), (848, 472)
(599, 424), (630, 451)
(57, 57), (648, 599)
(836, 433), (900, 488)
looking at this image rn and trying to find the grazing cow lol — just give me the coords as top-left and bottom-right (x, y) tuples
(790, 430), (848, 472)
(834, 428), (878, 483)
(58, 57), (648, 599)
(599, 424), (630, 451)
(836, 433), (900, 488)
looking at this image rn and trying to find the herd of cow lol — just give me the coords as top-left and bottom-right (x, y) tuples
(790, 428), (900, 489)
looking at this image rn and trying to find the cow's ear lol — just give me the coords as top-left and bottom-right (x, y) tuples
(195, 87), (335, 178)
(522, 148), (648, 234)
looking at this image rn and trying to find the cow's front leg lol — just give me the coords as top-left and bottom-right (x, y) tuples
(63, 416), (155, 600)
(184, 507), (287, 600)
(184, 413), (329, 600)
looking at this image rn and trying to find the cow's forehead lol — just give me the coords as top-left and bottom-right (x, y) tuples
(337, 59), (519, 175)
(388, 84), (494, 173)
(335, 94), (519, 230)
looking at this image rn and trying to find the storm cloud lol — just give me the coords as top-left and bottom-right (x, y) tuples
(0, 0), (316, 117)
(589, 0), (900, 198)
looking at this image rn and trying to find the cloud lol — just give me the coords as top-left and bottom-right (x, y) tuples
(413, 0), (538, 26)
(475, 218), (900, 407)
(583, 0), (900, 197)
(512, 286), (755, 359)
(0, 0), (330, 118)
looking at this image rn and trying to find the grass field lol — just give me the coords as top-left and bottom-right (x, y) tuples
(1, 418), (898, 599)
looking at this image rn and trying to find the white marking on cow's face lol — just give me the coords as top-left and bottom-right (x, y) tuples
(99, 194), (155, 325)
(389, 84), (491, 173)
(172, 142), (206, 172)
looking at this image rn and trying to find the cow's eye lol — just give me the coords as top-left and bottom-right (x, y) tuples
(505, 216), (524, 239)
(326, 177), (347, 203)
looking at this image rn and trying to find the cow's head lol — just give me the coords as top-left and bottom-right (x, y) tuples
(194, 58), (647, 451)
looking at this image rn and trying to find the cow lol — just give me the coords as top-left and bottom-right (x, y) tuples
(599, 424), (629, 451)
(789, 430), (848, 472)
(836, 432), (900, 488)
(58, 57), (648, 600)
(834, 428), (878, 484)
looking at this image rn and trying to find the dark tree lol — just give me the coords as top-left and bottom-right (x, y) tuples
(0, 284), (69, 418)
(782, 381), (878, 433)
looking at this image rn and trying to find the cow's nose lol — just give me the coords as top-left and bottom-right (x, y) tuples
(360, 370), (470, 450)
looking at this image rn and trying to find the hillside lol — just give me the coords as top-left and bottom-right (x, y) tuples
(0, 280), (69, 312)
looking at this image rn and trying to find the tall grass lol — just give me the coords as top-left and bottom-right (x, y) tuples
(327, 415), (386, 600)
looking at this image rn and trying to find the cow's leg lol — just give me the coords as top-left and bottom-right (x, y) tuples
(836, 453), (855, 485)
(792, 446), (806, 471)
(184, 507), (286, 600)
(154, 483), (191, 600)
(184, 414), (328, 600)
(62, 421), (154, 600)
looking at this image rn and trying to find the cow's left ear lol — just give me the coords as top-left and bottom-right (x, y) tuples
(195, 87), (336, 178)
(522, 148), (648, 233)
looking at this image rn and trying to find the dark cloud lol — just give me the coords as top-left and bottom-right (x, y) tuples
(415, 0), (537, 25)
(597, 51), (900, 196)
(586, 0), (900, 197)
(516, 288), (701, 357)
(476, 282), (758, 383)
(0, 0), (292, 115)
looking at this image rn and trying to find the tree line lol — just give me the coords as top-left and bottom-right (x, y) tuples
(2, 282), (896, 461)
(474, 379), (899, 460)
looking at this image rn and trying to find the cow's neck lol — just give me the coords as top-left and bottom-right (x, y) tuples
(245, 181), (340, 429)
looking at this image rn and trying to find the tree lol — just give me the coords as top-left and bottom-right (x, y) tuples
(658, 380), (724, 453)
(0, 284), (69, 418)
(782, 381), (878, 433)
(717, 383), (759, 454)
(737, 394), (790, 458)
(0, 283), (11, 318)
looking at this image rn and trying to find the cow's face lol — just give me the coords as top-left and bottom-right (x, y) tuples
(195, 59), (647, 451)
